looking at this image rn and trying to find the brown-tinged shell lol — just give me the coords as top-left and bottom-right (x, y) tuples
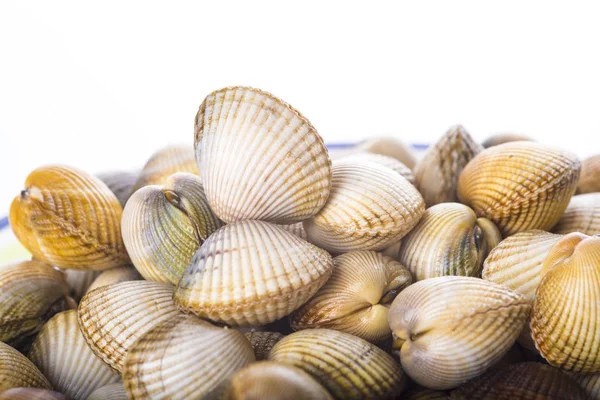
(403, 388), (450, 400)
(340, 152), (415, 184)
(481, 133), (533, 148)
(0, 388), (66, 400)
(571, 373), (600, 399)
(132, 145), (199, 192)
(356, 137), (417, 169)
(97, 171), (139, 207)
(577, 154), (600, 194)
(0, 341), (52, 390)
(552, 193), (600, 235)
(244, 331), (285, 360)
(86, 266), (141, 293)
(64, 270), (101, 302)
(85, 383), (127, 400)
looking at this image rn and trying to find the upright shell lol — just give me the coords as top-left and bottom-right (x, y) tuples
(482, 132), (532, 148)
(0, 341), (52, 391)
(175, 220), (333, 326)
(398, 203), (502, 281)
(0, 389), (65, 400)
(355, 136), (417, 169)
(132, 145), (199, 192)
(340, 153), (415, 184)
(577, 154), (600, 194)
(97, 171), (139, 207)
(457, 142), (580, 236)
(10, 165), (130, 270)
(86, 266), (141, 293)
(194, 86), (331, 224)
(553, 193), (600, 235)
(244, 331), (285, 360)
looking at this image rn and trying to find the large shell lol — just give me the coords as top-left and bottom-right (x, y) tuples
(482, 230), (563, 301)
(122, 173), (223, 284)
(194, 86), (331, 224)
(29, 310), (120, 399)
(0, 341), (52, 390)
(132, 145), (199, 192)
(304, 159), (425, 253)
(0, 389), (65, 400)
(244, 331), (285, 360)
(457, 142), (581, 236)
(388, 276), (530, 390)
(531, 233), (600, 373)
(552, 193), (600, 235)
(290, 251), (412, 342)
(9, 165), (130, 270)
(97, 171), (139, 207)
(481, 132), (532, 148)
(78, 280), (180, 373)
(355, 136), (417, 169)
(398, 203), (502, 281)
(340, 152), (415, 184)
(64, 270), (101, 302)
(123, 314), (255, 399)
(577, 154), (600, 194)
(571, 373), (600, 400)
(414, 125), (483, 207)
(175, 220), (333, 326)
(85, 383), (127, 400)
(86, 266), (141, 293)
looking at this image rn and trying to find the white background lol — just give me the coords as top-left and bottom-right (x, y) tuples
(1, 1), (599, 214)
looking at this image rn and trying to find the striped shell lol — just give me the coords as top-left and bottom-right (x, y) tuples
(29, 310), (120, 399)
(304, 159), (425, 253)
(340, 153), (415, 184)
(9, 165), (130, 270)
(78, 281), (180, 373)
(457, 142), (581, 236)
(403, 388), (450, 400)
(194, 86), (331, 224)
(64, 270), (100, 302)
(398, 203), (502, 281)
(0, 341), (52, 391)
(278, 222), (307, 240)
(85, 383), (127, 400)
(132, 145), (199, 192)
(244, 331), (285, 360)
(122, 173), (222, 284)
(86, 266), (141, 293)
(269, 329), (406, 400)
(571, 373), (600, 400)
(356, 137), (417, 169)
(553, 193), (600, 235)
(175, 220), (333, 326)
(388, 276), (530, 390)
(577, 154), (600, 194)
(482, 132), (532, 148)
(123, 315), (255, 399)
(0, 389), (65, 400)
(97, 171), (139, 207)
(291, 251), (412, 342)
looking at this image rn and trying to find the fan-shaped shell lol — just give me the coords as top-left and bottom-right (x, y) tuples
(571, 373), (600, 400)
(0, 388), (65, 400)
(97, 171), (139, 207)
(0, 341), (51, 390)
(356, 136), (417, 169)
(553, 193), (600, 235)
(86, 266), (141, 293)
(577, 154), (600, 194)
(340, 152), (415, 184)
(132, 145), (199, 192)
(244, 331), (284, 360)
(64, 270), (101, 302)
(85, 383), (127, 400)
(194, 86), (331, 224)
(482, 132), (532, 148)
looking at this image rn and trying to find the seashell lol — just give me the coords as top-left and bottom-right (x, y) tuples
(0, 260), (69, 343)
(577, 154), (600, 194)
(132, 145), (199, 192)
(97, 171), (139, 207)
(355, 136), (417, 169)
(123, 314), (255, 399)
(481, 132), (533, 148)
(194, 86), (331, 224)
(175, 220), (333, 326)
(29, 310), (120, 399)
(388, 276), (530, 390)
(0, 341), (52, 390)
(291, 251), (412, 342)
(571, 373), (600, 400)
(553, 193), (600, 235)
(340, 152), (415, 184)
(304, 159), (425, 253)
(64, 270), (101, 302)
(244, 331), (285, 361)
(86, 266), (142, 293)
(398, 203), (502, 281)
(531, 233), (600, 373)
(450, 362), (587, 399)
(269, 329), (406, 400)
(381, 240), (402, 260)
(0, 388), (66, 400)
(277, 222), (307, 240)
(78, 280), (180, 373)
(457, 142), (581, 236)
(403, 388), (450, 400)
(482, 230), (562, 301)
(414, 125), (483, 207)
(10, 165), (130, 270)
(85, 383), (127, 400)
(122, 172), (223, 284)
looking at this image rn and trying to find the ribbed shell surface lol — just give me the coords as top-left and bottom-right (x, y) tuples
(572, 373), (600, 399)
(278, 222), (308, 240)
(340, 153), (415, 184)
(553, 193), (600, 235)
(194, 86), (331, 224)
(97, 171), (139, 207)
(356, 137), (417, 169)
(244, 331), (285, 360)
(577, 154), (600, 194)
(85, 383), (127, 400)
(77, 281), (180, 373)
(132, 145), (199, 192)
(86, 266), (141, 293)
(0, 341), (52, 390)
(64, 269), (101, 302)
(29, 310), (120, 399)
(175, 220), (333, 326)
(9, 165), (130, 270)
(0, 388), (66, 400)
(457, 142), (580, 236)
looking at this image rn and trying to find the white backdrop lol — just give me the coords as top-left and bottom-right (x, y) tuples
(1, 1), (600, 213)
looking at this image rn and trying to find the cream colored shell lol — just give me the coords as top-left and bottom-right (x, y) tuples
(86, 266), (141, 293)
(553, 193), (600, 235)
(577, 154), (600, 194)
(132, 145), (199, 192)
(85, 383), (127, 400)
(0, 388), (65, 400)
(355, 136), (417, 169)
(64, 269), (100, 302)
(340, 152), (415, 184)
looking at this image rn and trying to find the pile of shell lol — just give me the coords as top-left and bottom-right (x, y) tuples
(1, 85), (599, 399)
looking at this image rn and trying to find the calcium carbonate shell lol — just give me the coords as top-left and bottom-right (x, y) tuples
(244, 331), (285, 360)
(97, 171), (139, 208)
(356, 137), (417, 169)
(86, 266), (141, 293)
(577, 154), (600, 194)
(552, 193), (600, 235)
(132, 145), (199, 192)
(340, 152), (415, 184)
(0, 341), (52, 391)
(571, 373), (600, 400)
(0, 388), (66, 400)
(85, 383), (127, 400)
(481, 133), (532, 148)
(64, 269), (101, 302)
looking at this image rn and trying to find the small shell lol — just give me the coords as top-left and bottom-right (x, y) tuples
(269, 329), (405, 400)
(398, 203), (502, 281)
(577, 154), (600, 194)
(571, 373), (600, 400)
(403, 388), (450, 400)
(0, 388), (65, 400)
(85, 383), (127, 400)
(291, 251), (412, 342)
(553, 193), (600, 235)
(123, 314), (255, 399)
(277, 222), (307, 240)
(78, 281), (180, 373)
(194, 86), (331, 224)
(388, 276), (530, 390)
(340, 152), (415, 184)
(122, 173), (223, 284)
(64, 270), (101, 302)
(531, 233), (600, 373)
(414, 125), (483, 207)
(175, 220), (333, 326)
(86, 266), (141, 293)
(457, 142), (580, 236)
(132, 145), (199, 192)
(356, 136), (417, 169)
(29, 310), (120, 399)
(97, 171), (139, 207)
(304, 159), (425, 253)
(482, 230), (562, 301)
(0, 341), (52, 390)
(10, 165), (130, 270)
(244, 331), (285, 360)
(481, 132), (533, 148)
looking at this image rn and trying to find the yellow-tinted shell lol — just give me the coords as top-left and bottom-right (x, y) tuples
(10, 165), (130, 270)
(356, 136), (417, 169)
(481, 133), (532, 148)
(85, 383), (127, 400)
(244, 331), (285, 360)
(97, 171), (139, 207)
(132, 145), (199, 192)
(577, 154), (600, 194)
(388, 276), (530, 390)
(457, 142), (580, 236)
(86, 266), (141, 293)
(553, 193), (600, 235)
(340, 152), (415, 184)
(0, 388), (65, 400)
(0, 341), (52, 391)
(571, 373), (600, 400)
(290, 251), (412, 342)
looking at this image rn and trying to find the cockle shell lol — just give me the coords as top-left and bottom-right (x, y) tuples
(78, 281), (180, 373)
(29, 310), (120, 399)
(481, 132), (533, 148)
(277, 222), (307, 240)
(414, 125), (483, 207)
(10, 165), (130, 270)
(175, 220), (333, 326)
(531, 233), (600, 373)
(340, 152), (415, 184)
(304, 159), (425, 253)
(577, 154), (600, 194)
(122, 173), (223, 284)
(97, 171), (139, 207)
(86, 266), (141, 293)
(0, 388), (65, 400)
(388, 276), (530, 390)
(291, 251), (412, 342)
(64, 270), (101, 302)
(571, 373), (600, 400)
(132, 145), (199, 192)
(398, 203), (502, 281)
(553, 193), (600, 235)
(244, 331), (285, 360)
(194, 86), (331, 224)
(123, 314), (255, 400)
(457, 142), (580, 236)
(356, 136), (417, 169)
(269, 329), (405, 400)
(85, 383), (127, 400)
(0, 341), (52, 390)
